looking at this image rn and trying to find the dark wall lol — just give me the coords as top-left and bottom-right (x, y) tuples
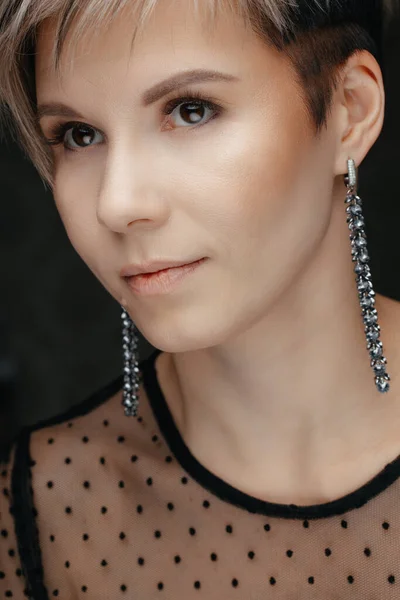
(1, 18), (399, 447)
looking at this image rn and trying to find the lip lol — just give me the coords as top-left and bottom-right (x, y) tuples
(125, 257), (207, 295)
(120, 258), (205, 277)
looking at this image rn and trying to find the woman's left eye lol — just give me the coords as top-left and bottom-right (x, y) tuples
(44, 95), (223, 153)
(164, 97), (221, 128)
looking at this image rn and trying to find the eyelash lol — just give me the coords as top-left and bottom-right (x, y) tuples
(44, 89), (223, 152)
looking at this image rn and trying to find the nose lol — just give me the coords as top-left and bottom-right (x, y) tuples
(96, 146), (166, 233)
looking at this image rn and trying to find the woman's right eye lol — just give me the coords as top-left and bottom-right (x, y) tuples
(45, 122), (104, 152)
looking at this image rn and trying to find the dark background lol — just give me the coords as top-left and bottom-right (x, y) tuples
(1, 18), (400, 450)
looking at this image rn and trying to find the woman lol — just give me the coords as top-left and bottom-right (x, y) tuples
(1, 0), (400, 597)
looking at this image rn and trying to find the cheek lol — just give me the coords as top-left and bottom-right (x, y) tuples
(184, 110), (335, 311)
(53, 178), (105, 277)
(53, 172), (128, 302)
(177, 110), (317, 262)
(54, 194), (90, 252)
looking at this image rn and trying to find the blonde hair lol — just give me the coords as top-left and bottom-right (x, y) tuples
(0, 0), (397, 190)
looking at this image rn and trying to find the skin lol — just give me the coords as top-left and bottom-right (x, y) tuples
(36, 0), (400, 505)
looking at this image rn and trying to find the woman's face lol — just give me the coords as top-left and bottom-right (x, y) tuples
(35, 0), (341, 351)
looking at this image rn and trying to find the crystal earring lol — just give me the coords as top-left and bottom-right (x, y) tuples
(121, 307), (141, 416)
(119, 158), (390, 411)
(344, 158), (390, 393)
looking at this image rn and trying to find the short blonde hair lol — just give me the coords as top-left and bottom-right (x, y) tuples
(0, 0), (397, 190)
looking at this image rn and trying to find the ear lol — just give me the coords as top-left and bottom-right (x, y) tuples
(332, 49), (385, 176)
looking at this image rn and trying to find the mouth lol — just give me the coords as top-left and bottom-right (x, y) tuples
(125, 257), (208, 295)
(120, 257), (206, 277)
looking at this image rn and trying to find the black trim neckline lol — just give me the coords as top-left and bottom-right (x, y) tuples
(142, 348), (400, 520)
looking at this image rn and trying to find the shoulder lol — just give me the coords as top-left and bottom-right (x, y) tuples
(27, 374), (124, 480)
(0, 375), (124, 589)
(1, 370), (123, 496)
(2, 372), (125, 531)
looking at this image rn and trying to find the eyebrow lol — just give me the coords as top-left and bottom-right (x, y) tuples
(35, 68), (239, 123)
(142, 68), (239, 105)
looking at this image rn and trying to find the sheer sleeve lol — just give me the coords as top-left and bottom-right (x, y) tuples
(0, 437), (30, 599)
(1, 423), (75, 600)
(1, 376), (127, 600)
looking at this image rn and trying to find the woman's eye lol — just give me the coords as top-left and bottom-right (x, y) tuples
(63, 125), (103, 150)
(45, 123), (103, 152)
(167, 100), (217, 128)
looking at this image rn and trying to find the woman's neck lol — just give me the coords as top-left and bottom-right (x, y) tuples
(155, 291), (400, 505)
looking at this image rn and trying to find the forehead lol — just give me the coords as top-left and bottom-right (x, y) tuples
(35, 1), (255, 80)
(34, 0), (288, 112)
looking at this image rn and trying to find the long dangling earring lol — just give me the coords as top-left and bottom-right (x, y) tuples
(118, 157), (389, 413)
(121, 307), (141, 416)
(345, 158), (390, 393)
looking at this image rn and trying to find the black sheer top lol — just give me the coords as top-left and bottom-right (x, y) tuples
(2, 348), (400, 599)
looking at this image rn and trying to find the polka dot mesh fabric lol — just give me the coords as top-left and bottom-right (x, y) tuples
(2, 347), (400, 599)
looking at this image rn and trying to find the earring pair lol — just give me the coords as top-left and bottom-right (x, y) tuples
(121, 158), (390, 417)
